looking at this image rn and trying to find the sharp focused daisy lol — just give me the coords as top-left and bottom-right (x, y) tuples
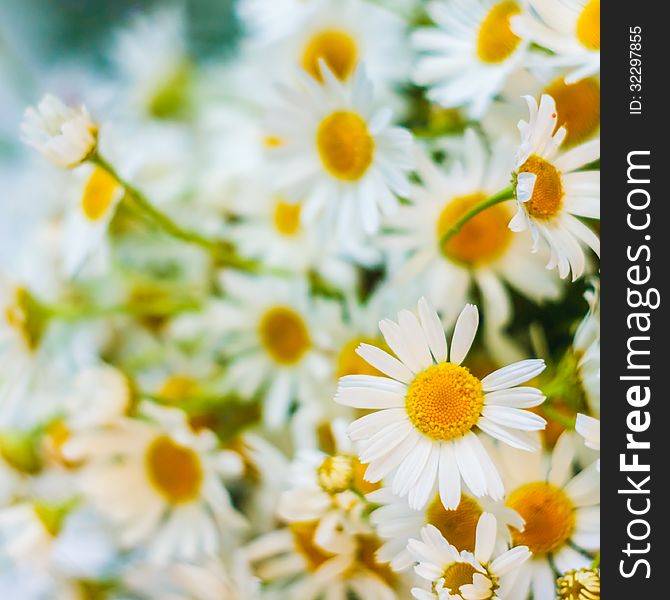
(62, 402), (245, 564)
(412, 0), (529, 118)
(510, 94), (600, 280)
(216, 271), (336, 427)
(267, 64), (413, 239)
(336, 297), (547, 511)
(384, 130), (561, 360)
(368, 486), (524, 571)
(512, 0), (600, 83)
(497, 432), (600, 599)
(21, 95), (98, 169)
(407, 513), (531, 600)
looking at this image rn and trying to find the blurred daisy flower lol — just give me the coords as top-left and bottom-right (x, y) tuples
(412, 0), (529, 117)
(512, 0), (600, 83)
(21, 95), (98, 169)
(267, 63), (413, 239)
(575, 414), (600, 470)
(336, 298), (547, 510)
(407, 513), (531, 600)
(511, 94), (600, 280)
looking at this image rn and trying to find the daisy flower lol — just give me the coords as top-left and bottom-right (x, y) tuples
(497, 432), (600, 599)
(512, 0), (600, 83)
(510, 94), (600, 280)
(216, 271), (336, 428)
(245, 525), (403, 600)
(62, 402), (245, 564)
(407, 513), (531, 600)
(412, 0), (529, 118)
(368, 486), (524, 571)
(336, 297), (547, 511)
(384, 130), (561, 360)
(239, 0), (408, 90)
(267, 64), (413, 239)
(556, 567), (600, 600)
(277, 419), (378, 555)
(62, 164), (125, 276)
(575, 414), (600, 471)
(21, 94), (98, 168)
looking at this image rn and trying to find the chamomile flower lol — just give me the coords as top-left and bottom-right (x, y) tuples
(557, 567), (600, 600)
(512, 0), (600, 83)
(384, 130), (561, 360)
(240, 0), (408, 91)
(267, 64), (413, 239)
(336, 297), (547, 511)
(245, 525), (402, 600)
(407, 513), (531, 600)
(510, 94), (600, 280)
(575, 414), (599, 471)
(412, 0), (529, 118)
(277, 419), (377, 554)
(21, 95), (98, 168)
(368, 486), (524, 571)
(62, 164), (124, 276)
(497, 432), (600, 599)
(62, 402), (245, 564)
(216, 271), (336, 428)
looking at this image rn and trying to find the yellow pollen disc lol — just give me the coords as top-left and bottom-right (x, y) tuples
(544, 77), (600, 147)
(273, 200), (302, 237)
(405, 363), (484, 441)
(518, 155), (564, 220)
(576, 0), (600, 51)
(82, 167), (120, 221)
(316, 111), (374, 181)
(507, 482), (576, 554)
(437, 193), (513, 266)
(159, 375), (199, 402)
(258, 306), (311, 365)
(557, 568), (601, 600)
(476, 1), (522, 63)
(264, 135), (284, 148)
(443, 562), (479, 593)
(301, 30), (358, 82)
(426, 493), (483, 552)
(145, 435), (203, 504)
(290, 521), (335, 571)
(337, 337), (389, 378)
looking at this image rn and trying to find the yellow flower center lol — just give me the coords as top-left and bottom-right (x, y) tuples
(507, 482), (576, 554)
(263, 135), (284, 148)
(258, 306), (311, 365)
(337, 337), (389, 378)
(576, 0), (600, 51)
(557, 568), (601, 600)
(273, 200), (302, 237)
(354, 535), (398, 587)
(316, 111), (374, 181)
(159, 375), (200, 402)
(437, 193), (513, 266)
(405, 363), (485, 441)
(317, 454), (379, 495)
(476, 1), (522, 63)
(518, 155), (564, 220)
(290, 521), (335, 571)
(4, 287), (45, 352)
(544, 77), (600, 147)
(443, 562), (480, 593)
(301, 30), (358, 82)
(426, 493), (483, 552)
(81, 167), (121, 221)
(145, 435), (203, 504)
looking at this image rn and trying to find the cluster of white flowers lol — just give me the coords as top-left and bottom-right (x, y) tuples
(1, 0), (600, 598)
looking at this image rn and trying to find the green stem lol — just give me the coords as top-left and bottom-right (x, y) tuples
(91, 154), (257, 271)
(439, 187), (515, 248)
